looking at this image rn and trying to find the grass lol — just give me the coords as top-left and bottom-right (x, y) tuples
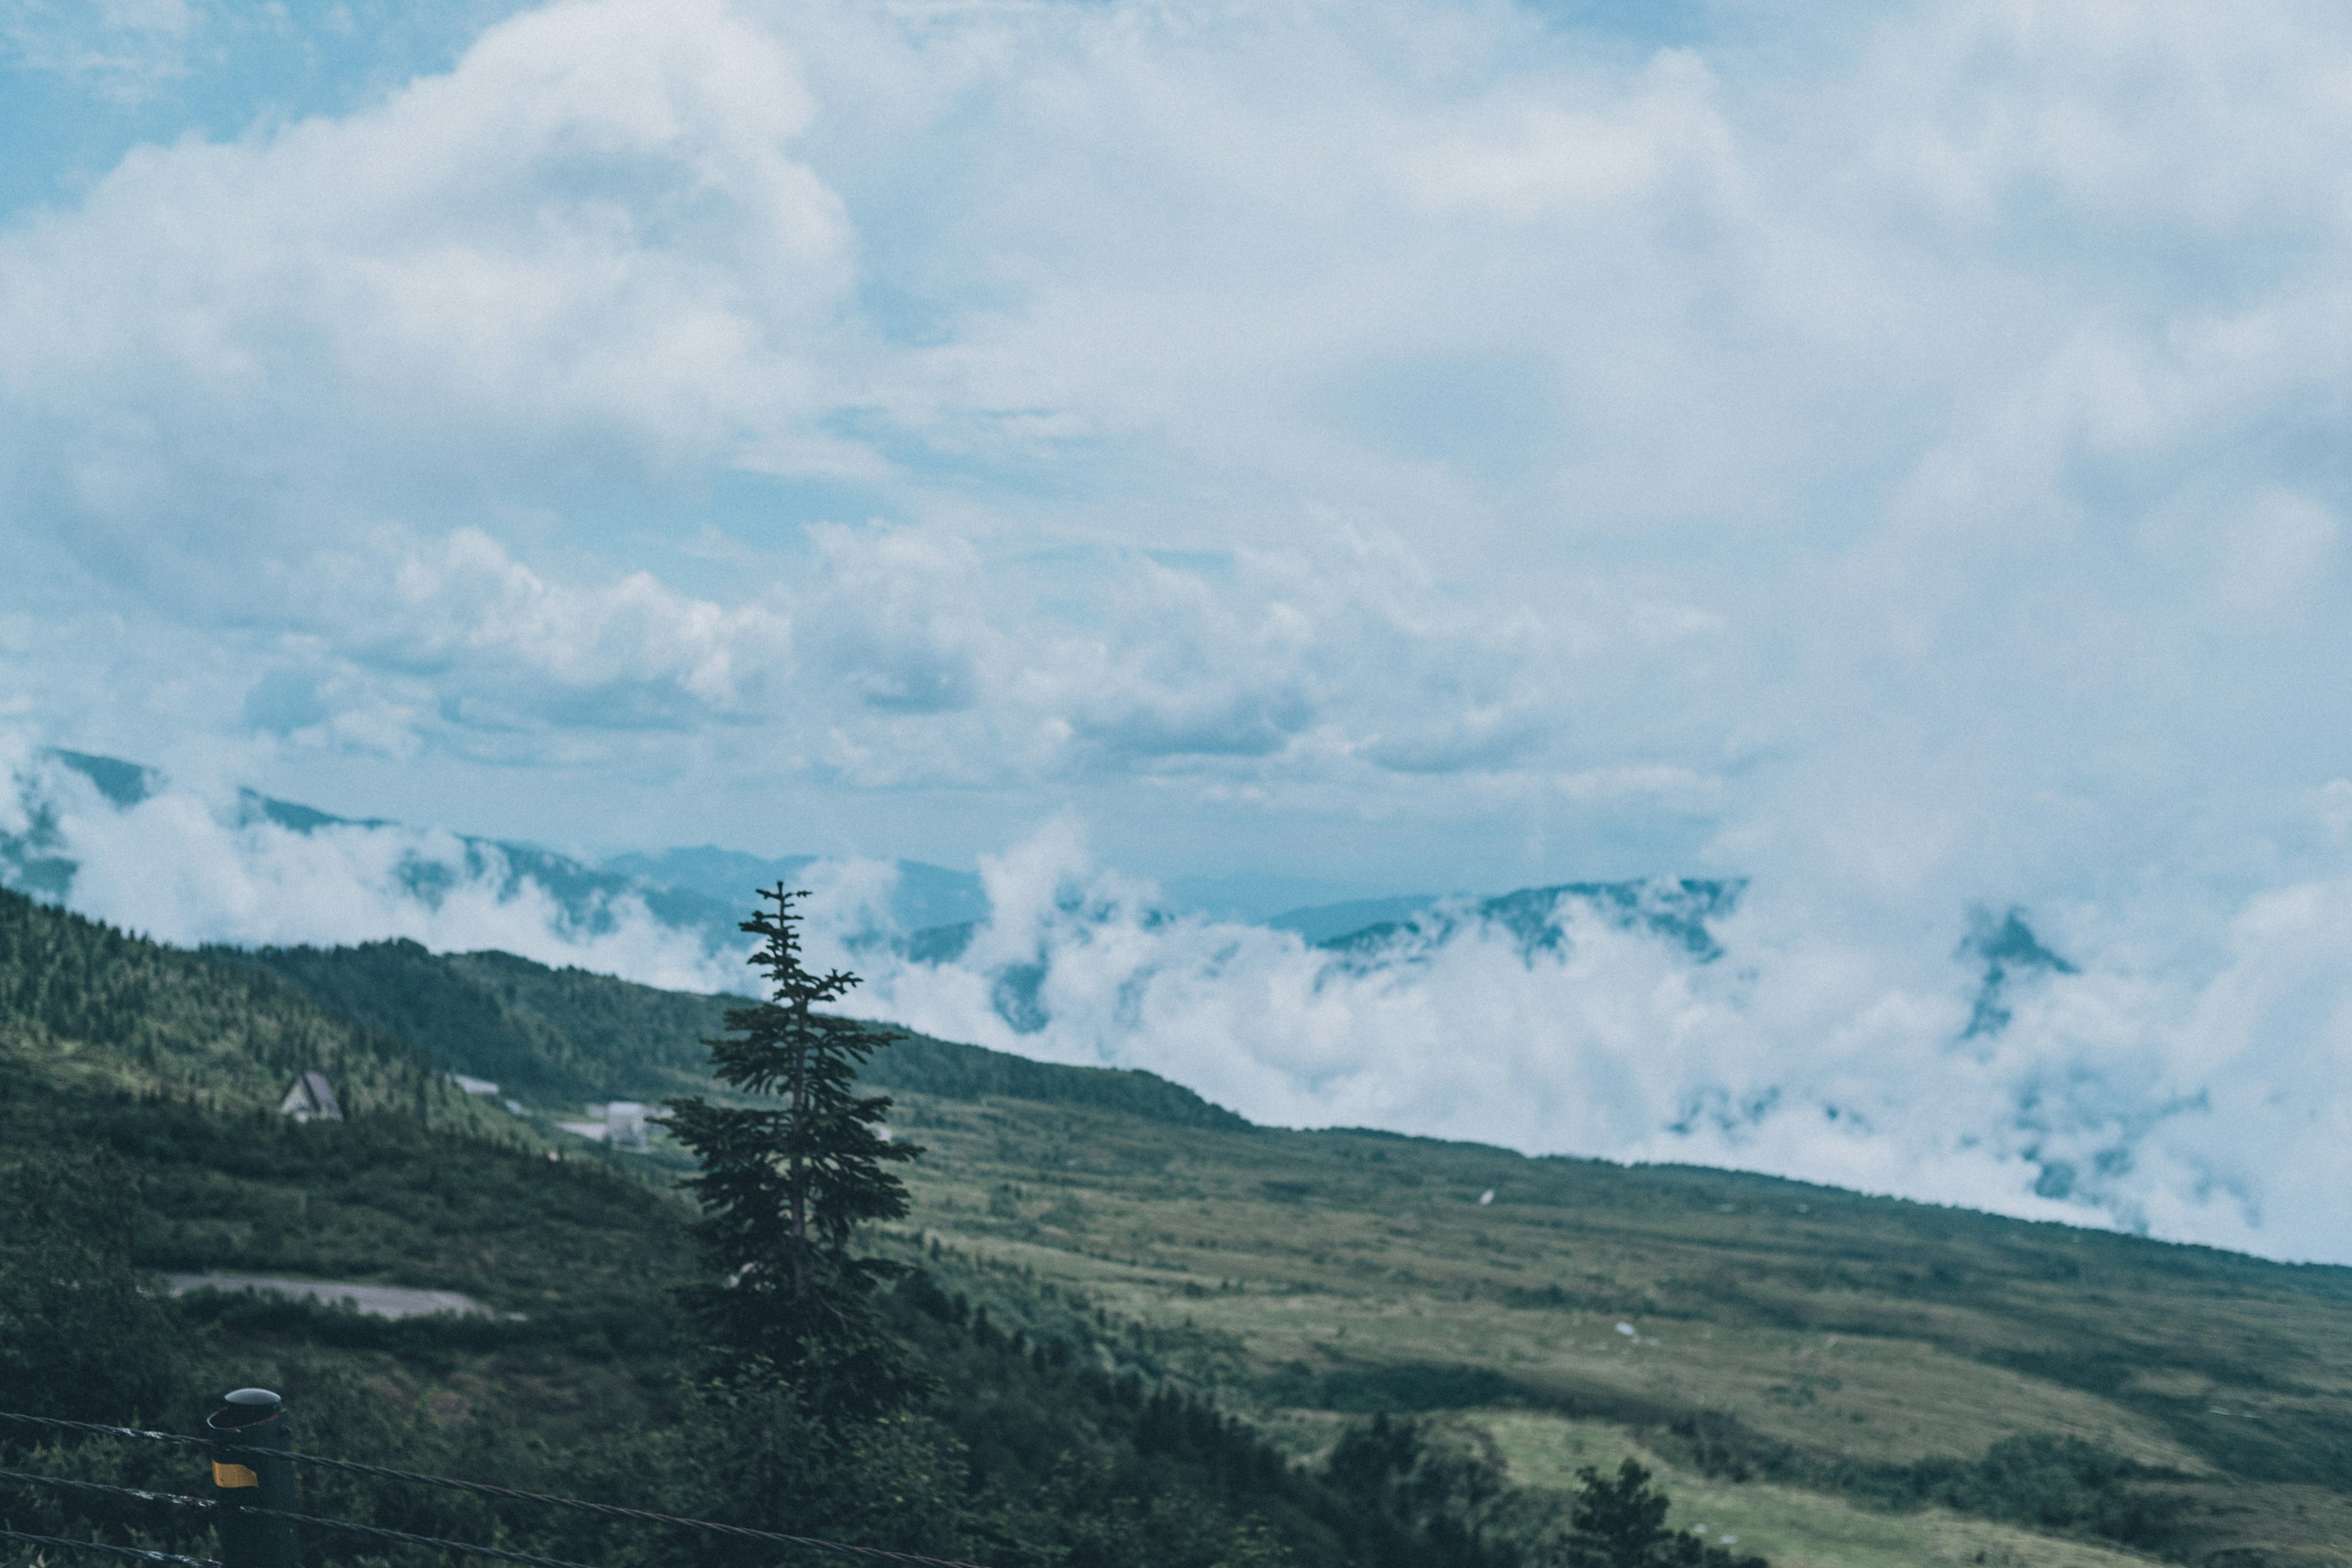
(1473, 1411), (2165, 1568)
(865, 1093), (2352, 1566)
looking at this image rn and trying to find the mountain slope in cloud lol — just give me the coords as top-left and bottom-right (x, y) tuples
(1316, 879), (1742, 966)
(1264, 895), (1439, 944)
(5, 748), (982, 954)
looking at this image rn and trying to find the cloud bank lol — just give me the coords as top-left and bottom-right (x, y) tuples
(14, 747), (2352, 1268)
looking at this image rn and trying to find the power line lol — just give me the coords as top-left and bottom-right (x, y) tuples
(213, 1444), (995, 1568)
(0, 1468), (215, 1513)
(0, 1416), (202, 1450)
(0, 1468), (590, 1568)
(0, 1526), (221, 1567)
(0, 1412), (995, 1568)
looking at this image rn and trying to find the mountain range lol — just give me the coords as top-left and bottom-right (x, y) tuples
(2, 748), (1763, 1010)
(4, 749), (1439, 946)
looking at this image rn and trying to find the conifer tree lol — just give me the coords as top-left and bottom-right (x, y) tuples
(665, 886), (924, 1417)
(1562, 1459), (1767, 1568)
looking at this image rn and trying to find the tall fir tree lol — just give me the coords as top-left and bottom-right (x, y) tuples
(665, 886), (925, 1418)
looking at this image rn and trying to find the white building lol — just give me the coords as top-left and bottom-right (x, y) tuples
(280, 1072), (342, 1122)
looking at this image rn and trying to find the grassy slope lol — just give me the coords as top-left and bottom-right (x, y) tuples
(0, 1063), (695, 1435)
(0, 905), (1479, 1568)
(875, 1095), (2352, 1567)
(0, 892), (688, 1436)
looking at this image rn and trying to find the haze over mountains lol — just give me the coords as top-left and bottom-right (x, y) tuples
(9, 742), (2344, 1271)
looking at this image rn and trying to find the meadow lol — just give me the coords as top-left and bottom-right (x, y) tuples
(875, 1090), (2352, 1566)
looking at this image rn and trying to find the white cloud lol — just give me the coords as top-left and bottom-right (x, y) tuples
(0, 0), (854, 592)
(820, 819), (2352, 1262)
(357, 528), (795, 720)
(18, 742), (2352, 1265)
(3, 0), (195, 102)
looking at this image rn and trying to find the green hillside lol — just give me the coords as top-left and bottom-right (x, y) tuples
(0, 891), (508, 1134)
(882, 1095), (2352, 1566)
(235, 935), (1248, 1129)
(6, 886), (2352, 1566)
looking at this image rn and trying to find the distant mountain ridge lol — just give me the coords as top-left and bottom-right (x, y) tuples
(601, 845), (990, 932)
(1264, 894), (1441, 943)
(9, 749), (2074, 1073)
(4, 749), (981, 946)
(235, 935), (1249, 1131)
(8, 752), (1750, 981)
(877, 878), (1749, 1038)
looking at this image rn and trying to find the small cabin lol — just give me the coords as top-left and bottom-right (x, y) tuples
(280, 1072), (343, 1122)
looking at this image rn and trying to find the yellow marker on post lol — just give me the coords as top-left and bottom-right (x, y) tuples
(208, 1387), (301, 1568)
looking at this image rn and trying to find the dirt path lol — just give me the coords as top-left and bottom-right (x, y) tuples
(163, 1273), (492, 1319)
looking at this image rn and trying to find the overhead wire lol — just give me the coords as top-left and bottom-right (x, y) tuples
(2, 1413), (996, 1568)
(212, 1444), (995, 1568)
(228, 1506), (607, 1568)
(0, 1526), (222, 1566)
(0, 1417), (202, 1450)
(0, 1469), (214, 1515)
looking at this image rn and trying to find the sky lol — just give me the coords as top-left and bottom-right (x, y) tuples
(16, 0), (2352, 897)
(9, 0), (2352, 1259)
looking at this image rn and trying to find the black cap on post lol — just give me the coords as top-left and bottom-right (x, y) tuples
(209, 1388), (301, 1568)
(213, 1390), (281, 1427)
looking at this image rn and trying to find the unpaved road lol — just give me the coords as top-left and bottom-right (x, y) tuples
(163, 1273), (493, 1319)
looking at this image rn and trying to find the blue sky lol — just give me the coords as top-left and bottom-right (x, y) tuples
(6, 0), (2352, 914)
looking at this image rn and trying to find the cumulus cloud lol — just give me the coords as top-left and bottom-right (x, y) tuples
(0, 0), (854, 596)
(15, 0), (2352, 853)
(339, 529), (795, 729)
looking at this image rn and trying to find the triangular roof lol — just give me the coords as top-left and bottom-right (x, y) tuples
(280, 1072), (343, 1121)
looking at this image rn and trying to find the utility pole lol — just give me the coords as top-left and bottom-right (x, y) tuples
(208, 1387), (301, 1568)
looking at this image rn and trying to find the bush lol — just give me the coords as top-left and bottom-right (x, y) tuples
(0, 1152), (180, 1427)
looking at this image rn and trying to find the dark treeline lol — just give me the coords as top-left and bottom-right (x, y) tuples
(235, 932), (1250, 1128)
(0, 889), (443, 1117)
(0, 1089), (1506, 1568)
